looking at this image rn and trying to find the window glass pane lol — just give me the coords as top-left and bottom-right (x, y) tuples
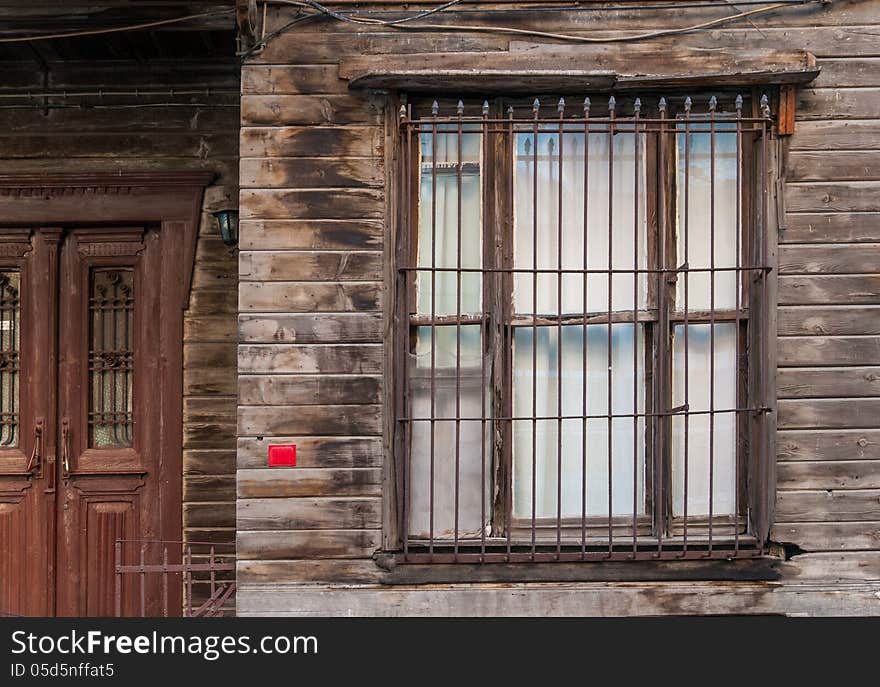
(672, 322), (737, 516)
(512, 324), (645, 519)
(417, 125), (482, 316)
(513, 128), (647, 315)
(676, 123), (740, 311)
(408, 324), (491, 538)
(89, 269), (134, 448)
(0, 271), (20, 448)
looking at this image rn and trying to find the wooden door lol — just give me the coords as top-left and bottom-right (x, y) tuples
(0, 226), (181, 617)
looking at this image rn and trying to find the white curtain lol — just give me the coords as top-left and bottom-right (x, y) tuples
(676, 126), (740, 311)
(672, 323), (738, 517)
(512, 325), (645, 519)
(513, 129), (647, 315)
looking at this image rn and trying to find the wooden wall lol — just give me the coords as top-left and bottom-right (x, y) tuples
(237, 0), (880, 616)
(0, 59), (241, 556)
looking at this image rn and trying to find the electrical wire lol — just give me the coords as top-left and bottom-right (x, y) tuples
(0, 9), (234, 43)
(375, 2), (802, 43)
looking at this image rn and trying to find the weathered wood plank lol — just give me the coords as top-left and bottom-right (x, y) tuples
(237, 436), (383, 469)
(239, 374), (382, 405)
(239, 220), (383, 251)
(237, 497), (382, 530)
(184, 449), (238, 476)
(787, 152), (880, 183)
(779, 244), (880, 274)
(240, 127), (382, 158)
(790, 120), (880, 152)
(797, 88), (880, 120)
(239, 251), (382, 281)
(240, 157), (384, 188)
(0, 105), (239, 134)
(238, 313), (383, 343)
(188, 288), (238, 314)
(813, 58), (880, 88)
(779, 429), (880, 461)
(776, 489), (880, 521)
(778, 399), (880, 429)
(778, 367), (880, 398)
(184, 475), (236, 502)
(239, 282), (382, 312)
(240, 189), (385, 220)
(238, 404), (382, 436)
(0, 133), (238, 159)
(782, 213), (880, 243)
(779, 307), (880, 336)
(184, 368), (236, 396)
(184, 315), (237, 343)
(779, 552), (880, 581)
(241, 95), (381, 126)
(184, 502), (236, 529)
(237, 468), (383, 498)
(779, 276), (880, 305)
(242, 65), (348, 95)
(771, 522), (880, 550)
(787, 182), (880, 213)
(184, 417), (237, 449)
(236, 559), (384, 584)
(183, 342), (237, 369)
(778, 460), (880, 490)
(236, 530), (381, 560)
(238, 344), (383, 374)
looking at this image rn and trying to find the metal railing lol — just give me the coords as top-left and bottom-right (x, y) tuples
(114, 539), (235, 617)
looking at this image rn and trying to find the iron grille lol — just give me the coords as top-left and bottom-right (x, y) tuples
(395, 93), (774, 563)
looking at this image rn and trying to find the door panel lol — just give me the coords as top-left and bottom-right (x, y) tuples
(56, 228), (171, 617)
(0, 229), (57, 617)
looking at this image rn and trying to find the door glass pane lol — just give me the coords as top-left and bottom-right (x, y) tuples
(676, 122), (740, 311)
(89, 269), (134, 448)
(672, 323), (737, 516)
(0, 271), (20, 447)
(417, 125), (482, 316)
(512, 324), (646, 519)
(513, 128), (648, 315)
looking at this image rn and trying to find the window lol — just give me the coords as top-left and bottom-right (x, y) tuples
(395, 94), (774, 562)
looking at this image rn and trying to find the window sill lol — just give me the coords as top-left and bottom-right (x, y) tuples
(374, 549), (784, 585)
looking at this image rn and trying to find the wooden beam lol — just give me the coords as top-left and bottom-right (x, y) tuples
(340, 47), (820, 92)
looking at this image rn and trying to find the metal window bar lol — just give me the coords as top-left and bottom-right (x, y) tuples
(114, 539), (235, 618)
(396, 94), (773, 563)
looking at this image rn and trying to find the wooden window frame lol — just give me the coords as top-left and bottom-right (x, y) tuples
(388, 92), (779, 564)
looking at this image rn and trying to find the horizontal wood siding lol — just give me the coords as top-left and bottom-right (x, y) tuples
(237, 0), (880, 615)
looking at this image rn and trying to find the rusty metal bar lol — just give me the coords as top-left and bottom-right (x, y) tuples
(556, 97), (565, 559)
(581, 96), (591, 560)
(429, 100), (438, 561)
(114, 540), (122, 617)
(632, 98), (641, 558)
(607, 95), (616, 558)
(708, 96), (718, 555)
(530, 97), (539, 560)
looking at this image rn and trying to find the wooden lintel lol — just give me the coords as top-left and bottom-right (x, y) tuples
(340, 47), (820, 93)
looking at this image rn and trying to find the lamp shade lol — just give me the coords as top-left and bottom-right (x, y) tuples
(213, 209), (239, 246)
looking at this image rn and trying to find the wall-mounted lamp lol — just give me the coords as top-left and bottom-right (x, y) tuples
(213, 209), (239, 247)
